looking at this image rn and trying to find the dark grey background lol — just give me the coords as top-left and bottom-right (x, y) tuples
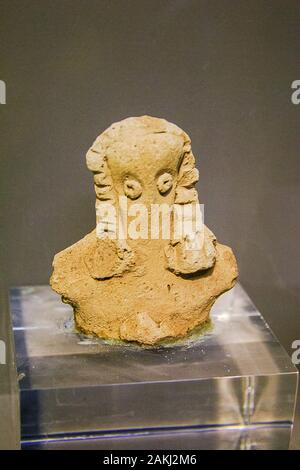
(0, 0), (299, 356)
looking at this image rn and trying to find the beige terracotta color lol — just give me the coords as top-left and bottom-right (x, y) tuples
(50, 116), (238, 345)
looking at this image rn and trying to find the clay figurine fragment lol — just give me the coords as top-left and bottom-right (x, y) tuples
(50, 116), (238, 345)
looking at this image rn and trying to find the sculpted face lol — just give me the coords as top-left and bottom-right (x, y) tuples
(88, 116), (188, 207)
(84, 115), (217, 276)
(107, 136), (183, 206)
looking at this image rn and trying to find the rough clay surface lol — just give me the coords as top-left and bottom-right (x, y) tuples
(50, 116), (238, 345)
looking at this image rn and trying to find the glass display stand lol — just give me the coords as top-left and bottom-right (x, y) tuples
(10, 283), (298, 450)
(0, 287), (20, 450)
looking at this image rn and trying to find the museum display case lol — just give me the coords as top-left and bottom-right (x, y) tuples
(1, 0), (300, 456)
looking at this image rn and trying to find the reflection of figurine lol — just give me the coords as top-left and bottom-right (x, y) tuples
(50, 116), (238, 345)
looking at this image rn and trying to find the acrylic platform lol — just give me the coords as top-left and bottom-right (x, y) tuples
(10, 283), (298, 450)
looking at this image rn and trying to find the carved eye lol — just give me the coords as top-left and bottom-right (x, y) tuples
(123, 178), (142, 200)
(157, 173), (173, 194)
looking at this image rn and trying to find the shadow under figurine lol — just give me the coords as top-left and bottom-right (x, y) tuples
(50, 116), (238, 345)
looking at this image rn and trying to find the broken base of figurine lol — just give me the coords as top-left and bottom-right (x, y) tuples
(51, 230), (238, 346)
(69, 315), (213, 350)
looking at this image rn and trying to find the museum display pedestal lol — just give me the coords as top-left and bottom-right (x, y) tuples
(10, 284), (298, 450)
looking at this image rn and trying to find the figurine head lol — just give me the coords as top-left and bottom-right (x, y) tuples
(85, 116), (216, 277)
(86, 116), (200, 210)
